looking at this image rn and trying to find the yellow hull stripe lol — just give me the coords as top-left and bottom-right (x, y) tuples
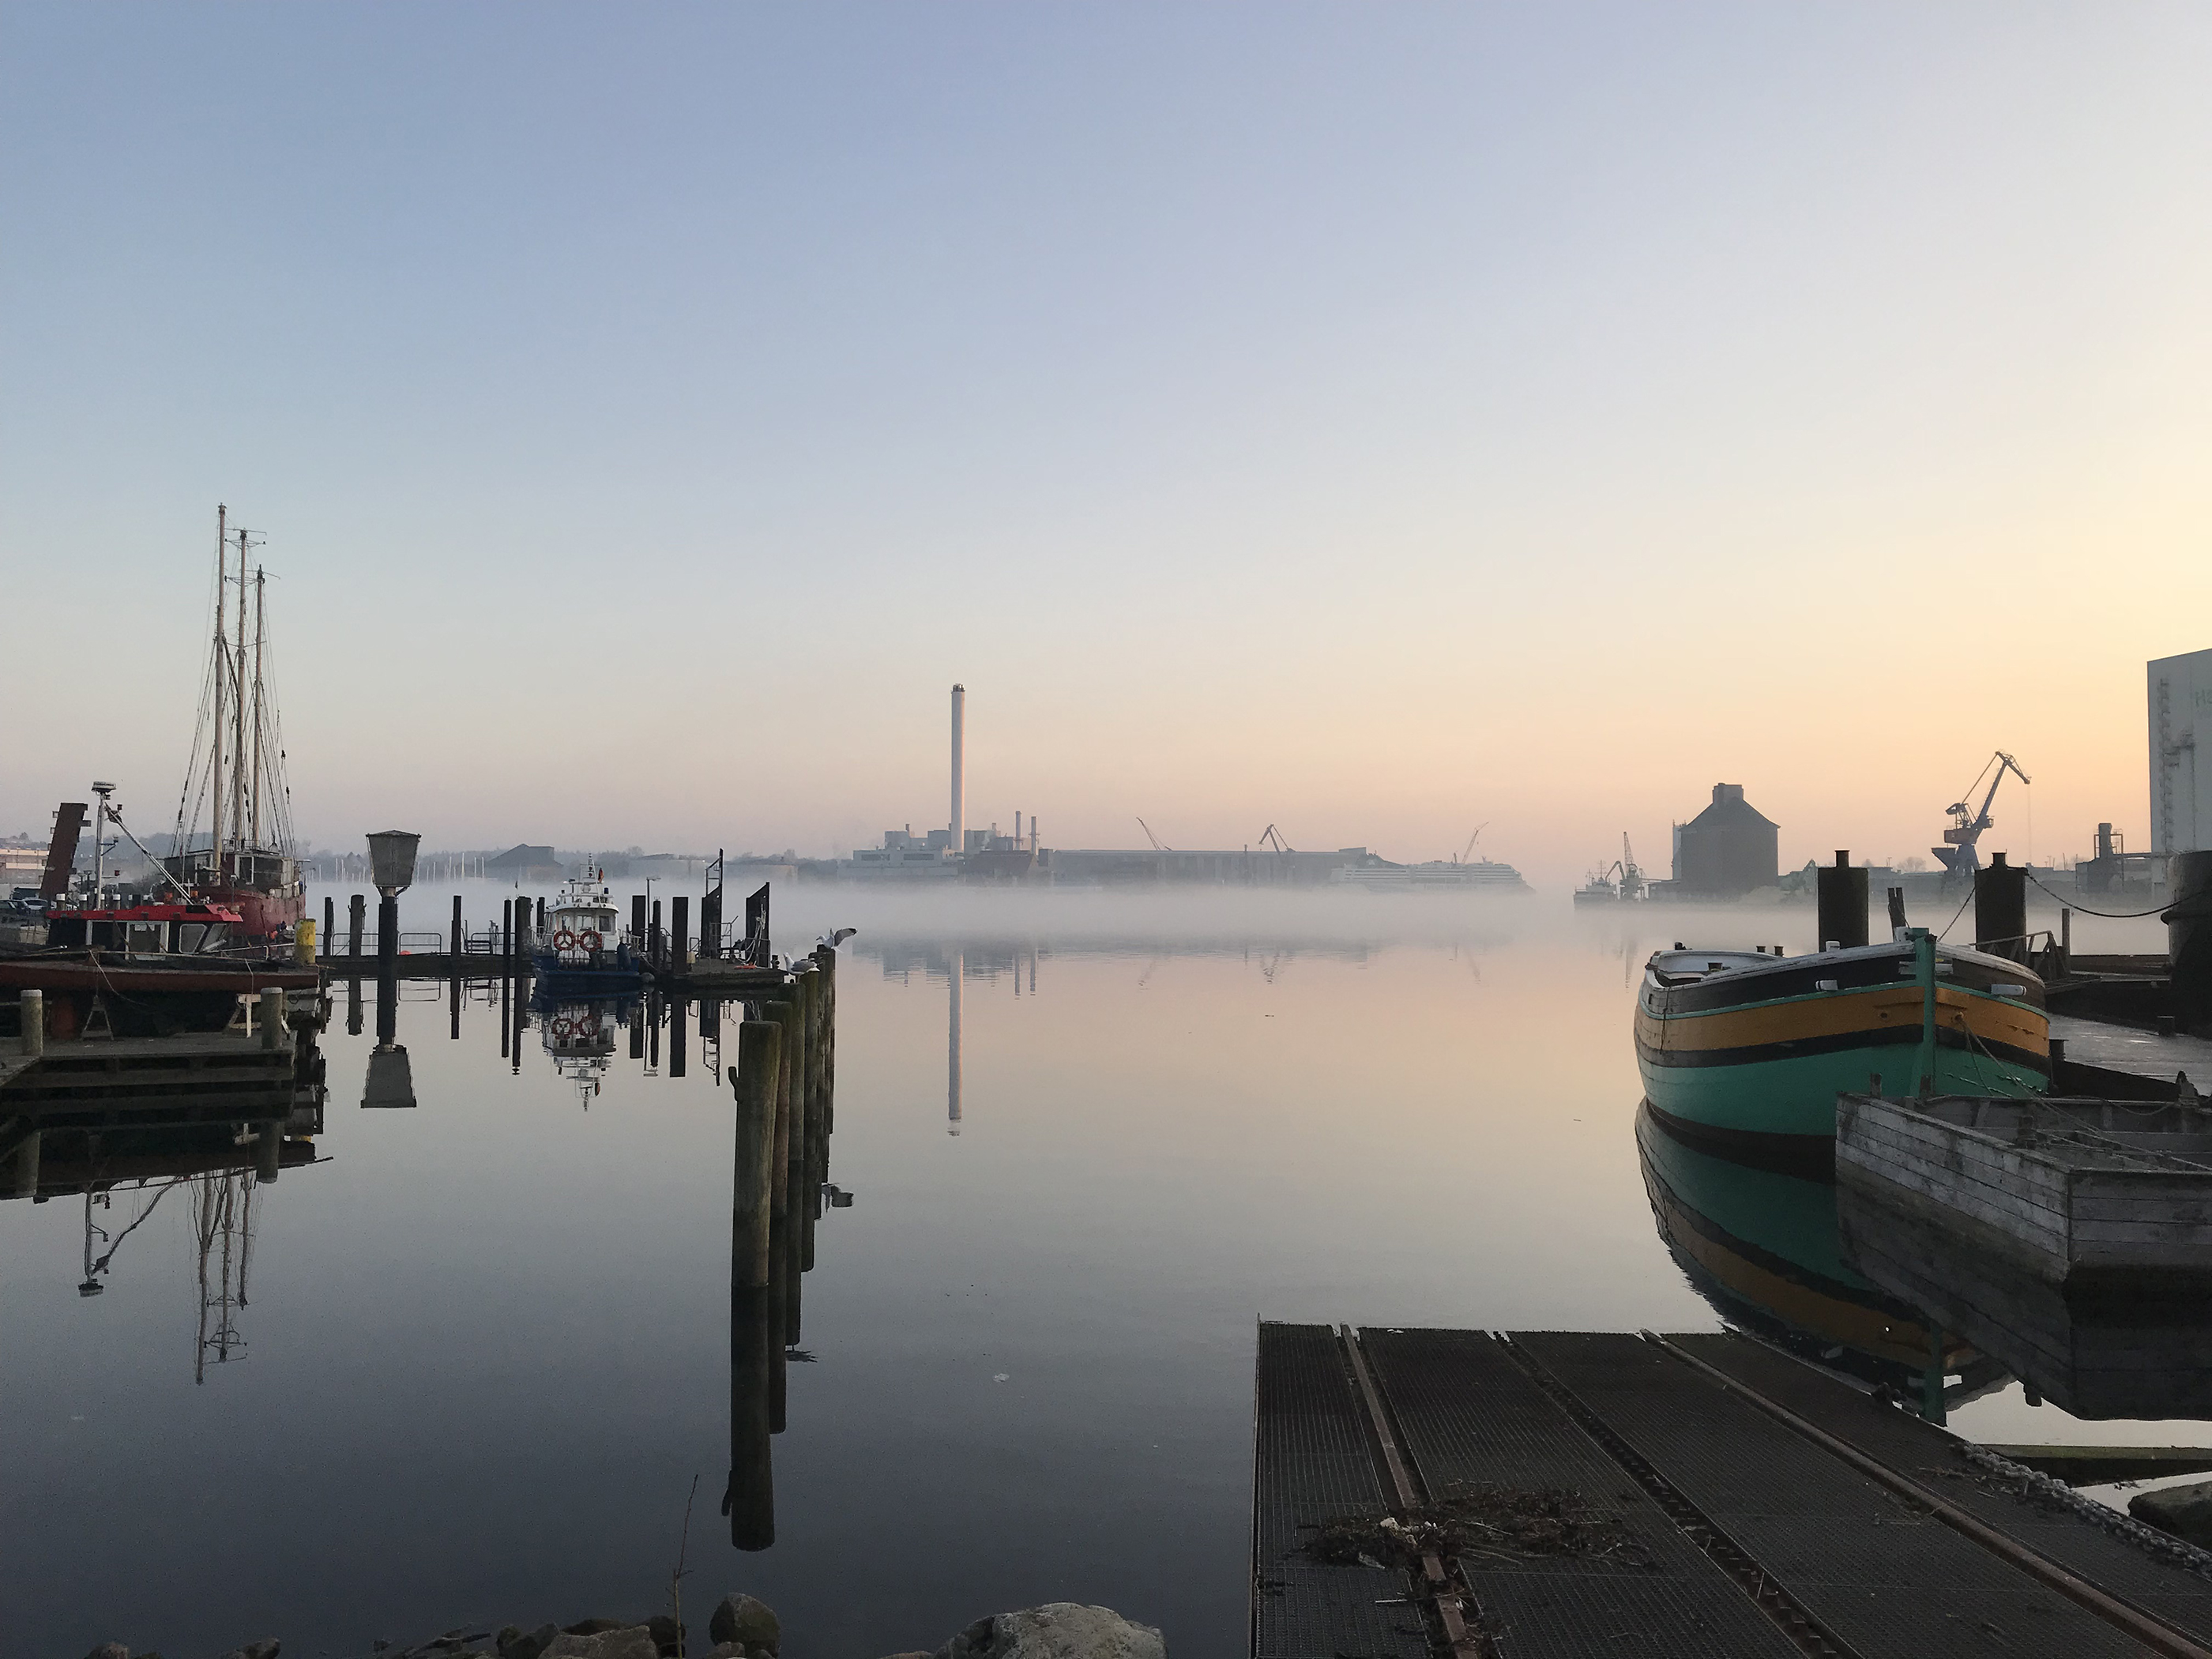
(1638, 984), (2048, 1059)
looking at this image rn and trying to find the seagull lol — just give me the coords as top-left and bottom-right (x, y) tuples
(817, 927), (858, 949)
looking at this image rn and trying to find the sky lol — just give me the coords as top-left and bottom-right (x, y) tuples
(5, 3), (2210, 884)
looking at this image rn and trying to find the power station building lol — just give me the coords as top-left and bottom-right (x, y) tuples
(1671, 784), (1779, 898)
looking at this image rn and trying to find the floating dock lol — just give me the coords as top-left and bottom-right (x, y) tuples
(1254, 1323), (2212, 1657)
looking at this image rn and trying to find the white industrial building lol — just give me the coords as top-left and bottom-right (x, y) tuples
(2150, 649), (2212, 857)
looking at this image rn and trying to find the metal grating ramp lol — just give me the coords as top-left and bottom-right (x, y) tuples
(1252, 1322), (1431, 1659)
(1361, 1326), (1800, 1658)
(1514, 1332), (2154, 1659)
(1672, 1331), (2212, 1646)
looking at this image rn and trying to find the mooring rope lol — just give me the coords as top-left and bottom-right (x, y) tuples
(2026, 870), (2174, 920)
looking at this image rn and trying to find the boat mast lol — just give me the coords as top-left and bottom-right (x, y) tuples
(210, 504), (227, 870)
(230, 521), (248, 869)
(250, 567), (265, 848)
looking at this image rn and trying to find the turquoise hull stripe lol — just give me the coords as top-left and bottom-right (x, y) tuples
(1638, 1042), (2045, 1139)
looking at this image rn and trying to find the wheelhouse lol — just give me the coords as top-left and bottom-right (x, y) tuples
(43, 901), (246, 955)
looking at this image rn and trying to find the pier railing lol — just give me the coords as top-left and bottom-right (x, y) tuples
(1973, 930), (2067, 982)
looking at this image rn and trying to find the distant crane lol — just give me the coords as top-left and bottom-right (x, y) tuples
(1452, 824), (1490, 865)
(1256, 824), (1294, 854)
(1933, 750), (2031, 882)
(1136, 817), (1172, 852)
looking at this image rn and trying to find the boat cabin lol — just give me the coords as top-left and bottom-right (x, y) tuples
(43, 901), (245, 955)
(547, 873), (623, 967)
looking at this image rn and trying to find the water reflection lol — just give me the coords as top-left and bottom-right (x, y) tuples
(1838, 1179), (2212, 1421)
(1642, 1097), (2212, 1424)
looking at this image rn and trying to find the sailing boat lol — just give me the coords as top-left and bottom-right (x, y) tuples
(161, 506), (307, 938)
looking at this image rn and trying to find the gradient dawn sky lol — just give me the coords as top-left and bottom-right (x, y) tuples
(5, 4), (2210, 884)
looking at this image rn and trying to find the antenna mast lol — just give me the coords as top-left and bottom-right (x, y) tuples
(250, 567), (265, 848)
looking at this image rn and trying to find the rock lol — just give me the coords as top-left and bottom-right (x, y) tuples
(82, 1646), (131, 1659)
(645, 1613), (683, 1656)
(936, 1604), (1166, 1659)
(218, 1642), (283, 1659)
(500, 1626), (560, 1659)
(2132, 1479), (2212, 1546)
(540, 1629), (657, 1659)
(878, 1653), (935, 1658)
(707, 1595), (779, 1653)
(562, 1623), (628, 1638)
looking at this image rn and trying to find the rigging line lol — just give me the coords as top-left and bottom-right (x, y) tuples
(2026, 870), (2171, 920)
(1935, 886), (1975, 941)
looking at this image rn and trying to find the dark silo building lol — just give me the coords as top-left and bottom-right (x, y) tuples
(1673, 784), (1779, 898)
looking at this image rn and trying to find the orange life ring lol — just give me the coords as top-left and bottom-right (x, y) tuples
(552, 928), (577, 950)
(580, 929), (603, 953)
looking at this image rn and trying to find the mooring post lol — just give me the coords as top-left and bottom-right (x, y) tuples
(649, 900), (664, 973)
(2060, 906), (2072, 976)
(672, 896), (690, 973)
(670, 995), (687, 1079)
(348, 892), (365, 962)
(732, 1025), (780, 1290)
(256, 1120), (282, 1183)
(766, 1202), (789, 1435)
(630, 893), (646, 957)
(1973, 852), (2028, 960)
(258, 987), (285, 1050)
(322, 895), (335, 962)
(12, 1130), (38, 1198)
(450, 894), (462, 965)
(19, 988), (42, 1058)
(1815, 850), (1869, 952)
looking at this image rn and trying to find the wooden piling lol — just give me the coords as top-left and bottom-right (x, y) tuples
(450, 893), (462, 964)
(20, 988), (43, 1058)
(630, 893), (646, 954)
(672, 896), (690, 972)
(649, 900), (664, 972)
(731, 1025), (780, 1291)
(256, 1121), (282, 1183)
(258, 988), (285, 1050)
(769, 1001), (792, 1217)
(670, 995), (687, 1079)
(348, 893), (365, 961)
(322, 895), (336, 962)
(729, 1270), (776, 1551)
(13, 1130), (38, 1198)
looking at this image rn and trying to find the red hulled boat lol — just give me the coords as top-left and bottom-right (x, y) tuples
(160, 505), (307, 939)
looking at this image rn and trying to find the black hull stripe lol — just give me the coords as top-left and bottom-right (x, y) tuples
(1651, 949), (2045, 1015)
(1637, 1025), (2049, 1074)
(1644, 1100), (1836, 1179)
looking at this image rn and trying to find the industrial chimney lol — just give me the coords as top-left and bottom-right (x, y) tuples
(950, 683), (966, 856)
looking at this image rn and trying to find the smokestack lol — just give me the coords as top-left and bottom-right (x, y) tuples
(950, 683), (966, 856)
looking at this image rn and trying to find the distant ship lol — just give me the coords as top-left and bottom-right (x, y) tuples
(160, 507), (306, 939)
(1574, 833), (1649, 906)
(1331, 829), (1528, 891)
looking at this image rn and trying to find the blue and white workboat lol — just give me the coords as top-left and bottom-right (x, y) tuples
(531, 868), (641, 989)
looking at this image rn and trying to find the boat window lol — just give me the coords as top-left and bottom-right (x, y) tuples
(90, 921), (122, 949)
(177, 924), (209, 954)
(128, 923), (164, 953)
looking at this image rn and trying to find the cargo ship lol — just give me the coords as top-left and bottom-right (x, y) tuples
(160, 506), (307, 939)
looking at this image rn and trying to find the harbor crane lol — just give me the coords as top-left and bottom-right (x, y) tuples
(1256, 824), (1294, 855)
(1136, 817), (1172, 852)
(1933, 750), (2031, 881)
(1452, 824), (1490, 864)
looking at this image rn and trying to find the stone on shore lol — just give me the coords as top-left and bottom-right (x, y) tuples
(540, 1628), (657, 1659)
(935, 1604), (1166, 1659)
(708, 1593), (780, 1653)
(2131, 1478), (2212, 1547)
(499, 1623), (562, 1659)
(219, 1642), (282, 1659)
(81, 1646), (132, 1659)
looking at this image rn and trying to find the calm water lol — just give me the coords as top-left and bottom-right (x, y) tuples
(3, 890), (2195, 1657)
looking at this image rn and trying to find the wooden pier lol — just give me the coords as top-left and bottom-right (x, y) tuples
(1254, 1323), (2212, 1657)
